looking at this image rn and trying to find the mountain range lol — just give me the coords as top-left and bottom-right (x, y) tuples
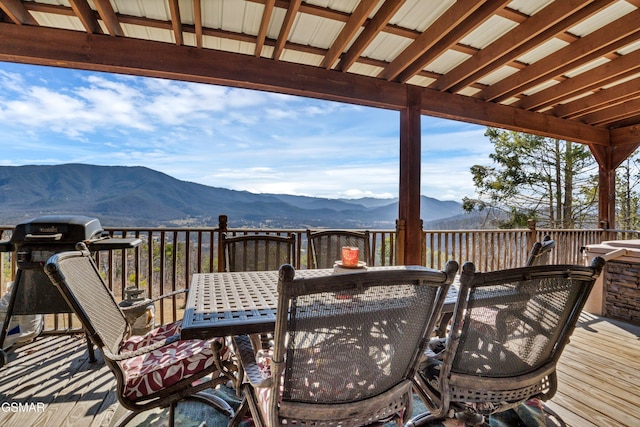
(0, 164), (469, 228)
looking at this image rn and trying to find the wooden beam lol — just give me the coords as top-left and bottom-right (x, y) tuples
(193, 0), (202, 48)
(479, 4), (640, 103)
(0, 22), (609, 146)
(320, 0), (377, 69)
(93, 0), (123, 36)
(590, 144), (616, 228)
(168, 0), (183, 46)
(517, 48), (640, 111)
(336, 0), (405, 72)
(68, 0), (102, 34)
(396, 0), (510, 84)
(419, 85), (609, 145)
(254, 0), (275, 57)
(0, 0), (38, 25)
(611, 124), (640, 146)
(434, 0), (611, 93)
(552, 77), (640, 119)
(581, 97), (640, 127)
(273, 0), (300, 60)
(377, 0), (486, 81)
(399, 86), (423, 265)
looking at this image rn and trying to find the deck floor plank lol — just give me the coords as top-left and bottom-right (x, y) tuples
(0, 313), (639, 427)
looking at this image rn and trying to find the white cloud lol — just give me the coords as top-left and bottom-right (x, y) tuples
(0, 62), (494, 201)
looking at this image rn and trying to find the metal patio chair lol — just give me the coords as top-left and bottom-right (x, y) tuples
(222, 232), (296, 272)
(44, 244), (237, 427)
(410, 257), (605, 426)
(231, 262), (459, 426)
(526, 235), (556, 266)
(307, 229), (372, 268)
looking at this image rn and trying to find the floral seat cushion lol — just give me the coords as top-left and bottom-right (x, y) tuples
(119, 320), (229, 400)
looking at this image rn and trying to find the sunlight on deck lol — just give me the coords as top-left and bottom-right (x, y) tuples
(0, 313), (638, 427)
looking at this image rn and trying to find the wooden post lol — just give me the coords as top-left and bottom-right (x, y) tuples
(527, 219), (537, 252)
(395, 219), (405, 265)
(399, 86), (423, 265)
(217, 215), (228, 272)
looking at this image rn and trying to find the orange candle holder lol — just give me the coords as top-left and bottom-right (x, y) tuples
(341, 246), (360, 267)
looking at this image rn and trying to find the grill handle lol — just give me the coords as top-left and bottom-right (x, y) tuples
(25, 233), (63, 241)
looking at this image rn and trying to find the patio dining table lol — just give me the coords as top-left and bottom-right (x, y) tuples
(180, 265), (459, 340)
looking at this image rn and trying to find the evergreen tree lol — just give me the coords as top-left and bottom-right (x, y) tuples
(463, 128), (598, 228)
(616, 152), (640, 230)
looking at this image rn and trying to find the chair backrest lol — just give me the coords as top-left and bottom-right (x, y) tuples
(306, 229), (371, 269)
(415, 257), (605, 419)
(267, 262), (458, 426)
(222, 233), (296, 272)
(525, 235), (556, 266)
(44, 246), (129, 356)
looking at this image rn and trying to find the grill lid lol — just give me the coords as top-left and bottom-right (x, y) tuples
(10, 215), (105, 244)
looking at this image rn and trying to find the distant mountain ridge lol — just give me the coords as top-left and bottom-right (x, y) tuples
(0, 164), (466, 228)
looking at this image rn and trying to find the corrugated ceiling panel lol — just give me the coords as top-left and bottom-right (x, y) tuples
(523, 79), (558, 96)
(305, 0), (360, 14)
(202, 35), (255, 55)
(457, 86), (482, 97)
(363, 32), (413, 62)
(218, 0), (250, 34)
(406, 75), (436, 88)
(135, 0), (171, 21)
(517, 38), (569, 65)
(241, 1), (264, 35)
(290, 13), (343, 48)
(347, 62), (383, 78)
(183, 32), (197, 48)
(179, 0), (195, 25)
(477, 65), (519, 86)
(568, 1), (636, 37)
(111, 0), (145, 18)
(200, 0), (225, 30)
(390, 0), (455, 32)
(460, 15), (518, 49)
(267, 7), (286, 39)
(564, 57), (610, 78)
(618, 40), (640, 55)
(281, 49), (323, 67)
(425, 50), (471, 75)
(31, 11), (84, 31)
(602, 72), (640, 89)
(507, 0), (554, 16)
(122, 24), (173, 44)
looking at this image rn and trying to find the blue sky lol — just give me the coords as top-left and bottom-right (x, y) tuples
(0, 61), (493, 202)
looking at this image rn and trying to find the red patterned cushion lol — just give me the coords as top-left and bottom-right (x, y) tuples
(119, 320), (229, 400)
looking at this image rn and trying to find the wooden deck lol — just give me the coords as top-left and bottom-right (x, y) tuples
(0, 313), (638, 427)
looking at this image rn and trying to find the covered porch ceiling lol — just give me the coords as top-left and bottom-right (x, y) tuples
(1, 0), (640, 262)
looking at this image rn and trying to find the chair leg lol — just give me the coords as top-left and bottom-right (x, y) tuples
(455, 409), (485, 426)
(229, 397), (249, 427)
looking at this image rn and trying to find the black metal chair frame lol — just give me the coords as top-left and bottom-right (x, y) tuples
(232, 262), (459, 426)
(306, 229), (372, 269)
(411, 257), (605, 426)
(222, 232), (296, 272)
(44, 245), (237, 427)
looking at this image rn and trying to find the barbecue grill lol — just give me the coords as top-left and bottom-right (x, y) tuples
(0, 215), (141, 367)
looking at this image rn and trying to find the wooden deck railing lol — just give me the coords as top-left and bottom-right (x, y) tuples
(1, 220), (637, 332)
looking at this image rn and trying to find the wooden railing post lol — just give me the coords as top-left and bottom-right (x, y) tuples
(395, 219), (405, 265)
(217, 215), (228, 272)
(527, 219), (537, 252)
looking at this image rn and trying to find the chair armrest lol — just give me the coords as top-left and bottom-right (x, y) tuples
(233, 334), (272, 387)
(103, 334), (181, 361)
(120, 289), (188, 324)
